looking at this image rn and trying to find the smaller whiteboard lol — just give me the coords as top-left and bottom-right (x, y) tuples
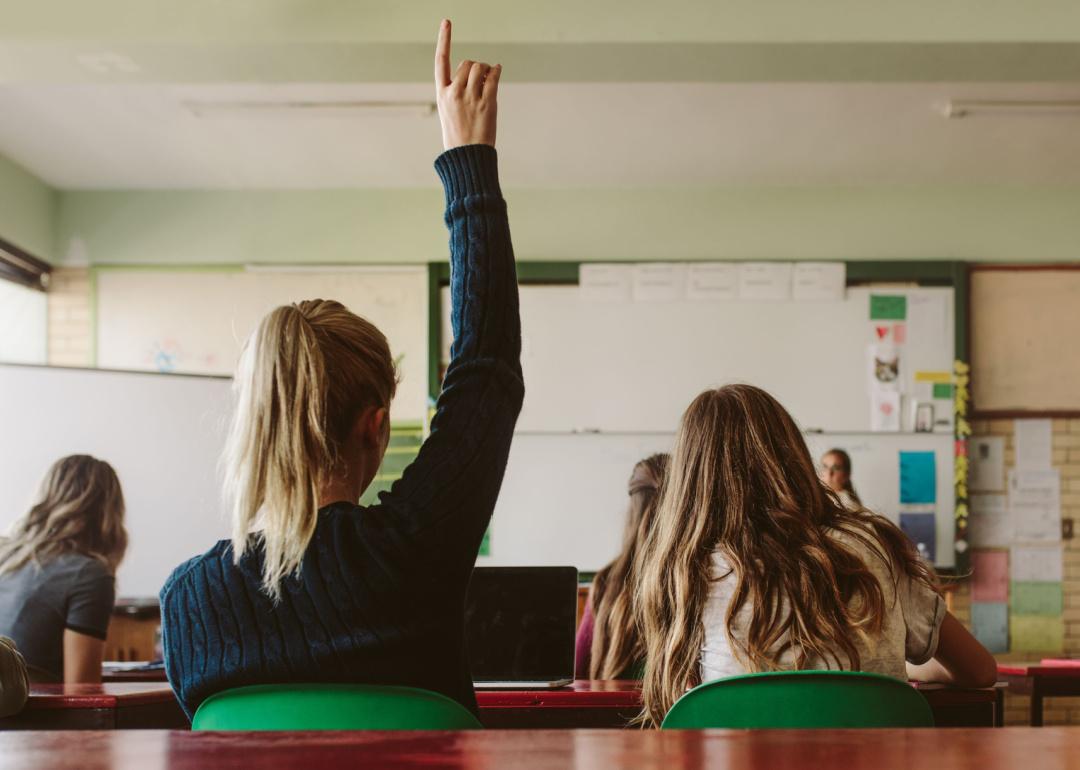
(96, 266), (428, 422)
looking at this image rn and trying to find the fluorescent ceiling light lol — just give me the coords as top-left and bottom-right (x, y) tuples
(184, 100), (437, 119)
(942, 99), (1080, 118)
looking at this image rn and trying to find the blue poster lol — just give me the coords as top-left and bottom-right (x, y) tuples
(900, 512), (937, 562)
(899, 451), (936, 504)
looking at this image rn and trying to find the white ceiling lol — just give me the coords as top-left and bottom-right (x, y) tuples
(2, 82), (1080, 189)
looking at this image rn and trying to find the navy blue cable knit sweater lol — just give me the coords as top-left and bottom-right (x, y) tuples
(160, 144), (522, 720)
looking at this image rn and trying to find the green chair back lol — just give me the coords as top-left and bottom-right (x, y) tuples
(192, 683), (483, 731)
(662, 670), (934, 729)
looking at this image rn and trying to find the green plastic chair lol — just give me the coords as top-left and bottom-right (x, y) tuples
(191, 683), (483, 731)
(662, 671), (934, 729)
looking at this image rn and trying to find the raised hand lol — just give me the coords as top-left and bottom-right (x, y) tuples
(434, 19), (501, 150)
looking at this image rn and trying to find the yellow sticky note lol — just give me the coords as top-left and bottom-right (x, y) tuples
(1010, 615), (1064, 653)
(914, 371), (953, 384)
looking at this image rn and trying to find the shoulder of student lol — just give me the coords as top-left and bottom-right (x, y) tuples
(159, 539), (234, 605)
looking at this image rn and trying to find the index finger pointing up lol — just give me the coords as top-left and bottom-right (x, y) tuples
(435, 19), (452, 88)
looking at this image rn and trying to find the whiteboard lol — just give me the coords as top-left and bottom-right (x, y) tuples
(442, 285), (954, 433)
(0, 280), (46, 365)
(0, 364), (232, 597)
(481, 431), (955, 572)
(97, 266), (428, 422)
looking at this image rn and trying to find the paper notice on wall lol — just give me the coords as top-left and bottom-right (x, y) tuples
(1011, 544), (1063, 582)
(870, 390), (901, 432)
(869, 343), (902, 394)
(970, 436), (1006, 492)
(971, 550), (1009, 602)
(738, 263), (792, 301)
(971, 602), (1008, 653)
(1011, 582), (1063, 616)
(1011, 615), (1064, 653)
(969, 493), (1012, 547)
(580, 264), (633, 302)
(906, 293), (949, 348)
(792, 262), (845, 301)
(632, 263), (686, 302)
(686, 263), (738, 301)
(1015, 418), (1053, 470)
(869, 294), (907, 321)
(1009, 469), (1061, 543)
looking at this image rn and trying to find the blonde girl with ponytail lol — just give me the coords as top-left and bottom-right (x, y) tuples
(634, 384), (996, 727)
(160, 20), (522, 720)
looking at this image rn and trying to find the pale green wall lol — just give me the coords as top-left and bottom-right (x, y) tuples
(0, 153), (55, 260)
(57, 186), (1080, 265)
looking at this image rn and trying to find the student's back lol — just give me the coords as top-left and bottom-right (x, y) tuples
(0, 551), (115, 682)
(634, 384), (996, 727)
(701, 528), (941, 683)
(0, 454), (126, 683)
(160, 21), (521, 720)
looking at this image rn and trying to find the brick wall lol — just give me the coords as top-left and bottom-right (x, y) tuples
(964, 418), (1080, 725)
(47, 267), (92, 366)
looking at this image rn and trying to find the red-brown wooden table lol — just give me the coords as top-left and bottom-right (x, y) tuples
(997, 661), (1080, 726)
(0, 727), (1074, 770)
(7, 679), (999, 731)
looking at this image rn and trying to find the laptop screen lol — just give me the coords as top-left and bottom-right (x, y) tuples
(465, 566), (578, 682)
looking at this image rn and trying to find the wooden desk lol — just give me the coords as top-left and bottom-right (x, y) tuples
(997, 663), (1080, 726)
(2, 684), (188, 731)
(0, 727), (1075, 770)
(8, 679), (998, 731)
(477, 680), (999, 729)
(103, 664), (168, 683)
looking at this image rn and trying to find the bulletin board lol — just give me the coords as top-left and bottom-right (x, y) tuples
(971, 266), (1080, 416)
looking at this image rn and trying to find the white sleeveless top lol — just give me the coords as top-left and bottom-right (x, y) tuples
(700, 529), (944, 683)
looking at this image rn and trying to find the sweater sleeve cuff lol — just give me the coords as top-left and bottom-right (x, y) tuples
(434, 145), (502, 203)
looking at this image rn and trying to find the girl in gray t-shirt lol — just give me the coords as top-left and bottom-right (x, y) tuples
(0, 455), (127, 682)
(633, 384), (996, 728)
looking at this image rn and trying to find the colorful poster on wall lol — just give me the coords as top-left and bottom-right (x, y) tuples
(899, 451), (937, 504)
(869, 294), (907, 321)
(971, 602), (1008, 653)
(899, 512), (937, 562)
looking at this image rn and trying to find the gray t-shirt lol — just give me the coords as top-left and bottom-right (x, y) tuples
(0, 552), (115, 682)
(700, 528), (945, 683)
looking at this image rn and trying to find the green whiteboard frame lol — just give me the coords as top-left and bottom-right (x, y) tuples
(428, 259), (970, 577)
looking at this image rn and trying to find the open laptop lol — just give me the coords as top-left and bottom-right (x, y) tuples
(466, 566), (578, 689)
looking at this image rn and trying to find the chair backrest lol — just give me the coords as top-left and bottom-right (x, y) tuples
(662, 671), (935, 729)
(192, 683), (483, 731)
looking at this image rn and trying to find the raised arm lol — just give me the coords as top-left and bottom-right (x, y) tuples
(374, 21), (522, 566)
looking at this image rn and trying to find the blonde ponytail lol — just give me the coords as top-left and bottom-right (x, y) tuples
(224, 299), (397, 600)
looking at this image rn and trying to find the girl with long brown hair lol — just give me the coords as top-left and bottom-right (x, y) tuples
(635, 384), (995, 727)
(0, 455), (127, 683)
(575, 454), (668, 679)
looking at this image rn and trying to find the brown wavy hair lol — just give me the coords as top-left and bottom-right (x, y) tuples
(634, 384), (936, 727)
(589, 453), (669, 679)
(0, 455), (127, 575)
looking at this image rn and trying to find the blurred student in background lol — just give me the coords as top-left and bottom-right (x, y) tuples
(820, 448), (861, 511)
(575, 454), (668, 679)
(0, 455), (127, 683)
